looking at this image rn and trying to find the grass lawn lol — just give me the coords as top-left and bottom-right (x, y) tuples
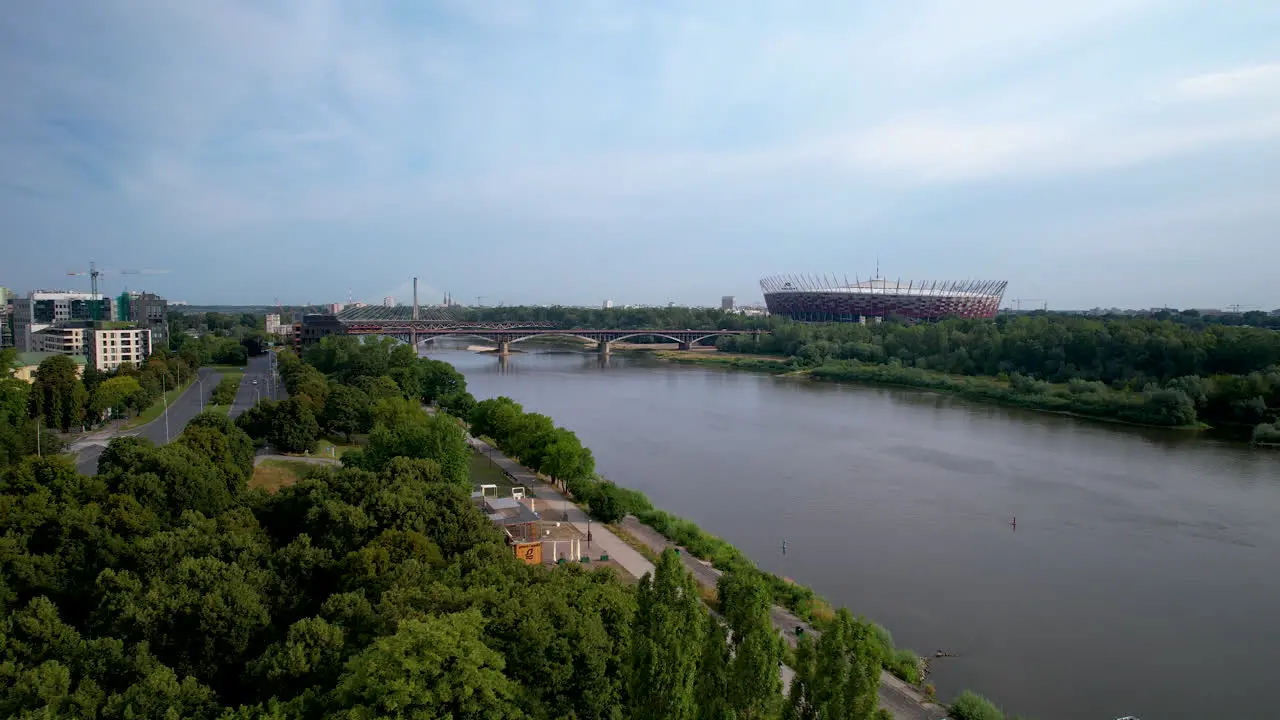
(249, 459), (319, 493)
(205, 404), (230, 416)
(123, 378), (194, 429)
(207, 364), (249, 373)
(470, 449), (536, 497)
(288, 436), (359, 460)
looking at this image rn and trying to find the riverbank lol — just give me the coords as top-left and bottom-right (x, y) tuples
(464, 433), (949, 720)
(657, 350), (1207, 430)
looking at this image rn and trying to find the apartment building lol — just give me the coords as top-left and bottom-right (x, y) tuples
(87, 326), (152, 372)
(11, 291), (113, 351)
(118, 291), (169, 348)
(32, 326), (88, 355)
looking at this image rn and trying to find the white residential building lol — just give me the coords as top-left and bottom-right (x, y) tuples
(32, 326), (87, 355)
(88, 326), (152, 372)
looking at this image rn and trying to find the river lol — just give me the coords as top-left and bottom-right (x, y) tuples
(432, 346), (1280, 720)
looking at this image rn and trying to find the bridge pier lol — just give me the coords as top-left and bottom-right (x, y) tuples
(597, 340), (611, 356)
(497, 339), (511, 355)
(678, 341), (693, 351)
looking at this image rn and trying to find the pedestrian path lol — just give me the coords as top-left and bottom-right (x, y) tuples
(466, 435), (946, 720)
(467, 437), (655, 581)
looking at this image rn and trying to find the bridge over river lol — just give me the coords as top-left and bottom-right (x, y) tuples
(299, 304), (763, 354)
(352, 323), (760, 355)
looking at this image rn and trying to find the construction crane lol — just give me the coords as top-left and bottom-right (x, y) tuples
(67, 262), (170, 319)
(1010, 298), (1047, 312)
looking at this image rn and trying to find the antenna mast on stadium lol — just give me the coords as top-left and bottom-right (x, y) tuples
(875, 255), (880, 281)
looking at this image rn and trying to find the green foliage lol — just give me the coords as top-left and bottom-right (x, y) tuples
(270, 398), (320, 454)
(211, 375), (241, 406)
(718, 568), (783, 719)
(350, 408), (470, 486)
(91, 375), (145, 421)
(630, 549), (705, 720)
(949, 690), (1005, 720)
(439, 390), (477, 419)
(0, 377), (665, 719)
(1253, 422), (1280, 445)
(468, 397), (595, 485)
(321, 384), (371, 441)
(695, 614), (732, 720)
(334, 611), (522, 720)
(28, 354), (88, 431)
(714, 314), (1280, 430)
(586, 481), (628, 523)
(786, 609), (880, 720)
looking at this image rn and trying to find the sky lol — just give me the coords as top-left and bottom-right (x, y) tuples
(2, 1), (1279, 310)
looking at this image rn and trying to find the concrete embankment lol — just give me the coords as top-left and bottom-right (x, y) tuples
(466, 435), (948, 720)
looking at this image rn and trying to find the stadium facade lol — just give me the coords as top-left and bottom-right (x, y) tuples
(760, 275), (1008, 321)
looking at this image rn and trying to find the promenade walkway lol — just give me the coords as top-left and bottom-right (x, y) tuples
(465, 436), (947, 720)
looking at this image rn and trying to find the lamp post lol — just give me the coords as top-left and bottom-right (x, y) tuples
(197, 374), (204, 412)
(162, 373), (170, 443)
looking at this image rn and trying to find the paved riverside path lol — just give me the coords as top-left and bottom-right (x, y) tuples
(619, 518), (948, 720)
(468, 438), (654, 581)
(467, 437), (946, 720)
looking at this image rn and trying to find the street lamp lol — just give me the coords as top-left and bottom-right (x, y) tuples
(197, 375), (204, 412)
(162, 373), (170, 443)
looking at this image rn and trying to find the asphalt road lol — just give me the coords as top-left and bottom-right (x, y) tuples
(75, 367), (222, 475)
(230, 353), (286, 419)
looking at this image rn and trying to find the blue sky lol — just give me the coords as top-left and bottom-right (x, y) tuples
(3, 0), (1279, 310)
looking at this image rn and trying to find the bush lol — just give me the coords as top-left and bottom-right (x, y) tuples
(211, 375), (241, 405)
(950, 690), (1004, 720)
(887, 647), (921, 684)
(1253, 422), (1280, 445)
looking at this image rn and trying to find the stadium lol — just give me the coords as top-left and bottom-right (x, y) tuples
(760, 275), (1008, 321)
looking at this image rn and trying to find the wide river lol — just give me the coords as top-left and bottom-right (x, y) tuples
(434, 346), (1280, 720)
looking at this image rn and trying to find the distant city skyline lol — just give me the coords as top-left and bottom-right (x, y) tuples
(3, 1), (1279, 309)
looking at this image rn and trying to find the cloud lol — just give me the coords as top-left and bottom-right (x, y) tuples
(1172, 62), (1280, 101)
(1, 0), (1278, 307)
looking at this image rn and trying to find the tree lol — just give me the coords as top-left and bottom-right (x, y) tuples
(358, 412), (470, 485)
(438, 390), (476, 419)
(809, 609), (881, 720)
(784, 635), (819, 720)
(418, 358), (467, 405)
(718, 568), (783, 719)
(695, 614), (733, 720)
(269, 398), (319, 454)
(630, 549), (704, 720)
(352, 375), (402, 402)
(322, 384), (371, 441)
(333, 611), (522, 720)
(92, 376), (144, 423)
(587, 481), (627, 524)
(28, 355), (88, 431)
(235, 399), (278, 442)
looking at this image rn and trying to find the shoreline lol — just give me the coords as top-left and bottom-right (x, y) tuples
(655, 350), (1210, 432)
(464, 434), (951, 720)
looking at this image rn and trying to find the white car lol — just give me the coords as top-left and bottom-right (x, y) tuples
(252, 379), (258, 385)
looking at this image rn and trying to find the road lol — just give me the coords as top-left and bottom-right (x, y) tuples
(230, 353), (285, 419)
(466, 437), (947, 720)
(73, 367), (223, 475)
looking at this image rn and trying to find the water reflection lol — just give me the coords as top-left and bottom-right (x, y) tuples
(436, 347), (1280, 720)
